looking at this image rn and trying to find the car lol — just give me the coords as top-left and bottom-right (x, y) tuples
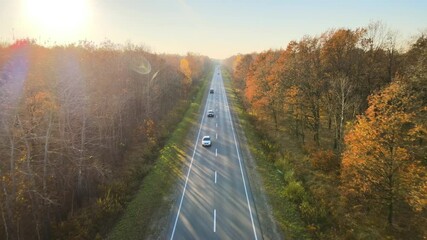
(207, 110), (214, 117)
(202, 136), (212, 147)
(209, 88), (214, 94)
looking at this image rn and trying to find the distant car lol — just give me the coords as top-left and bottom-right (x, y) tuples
(209, 88), (214, 94)
(202, 136), (212, 147)
(207, 110), (214, 117)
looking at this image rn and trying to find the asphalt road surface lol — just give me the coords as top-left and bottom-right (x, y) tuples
(169, 66), (261, 240)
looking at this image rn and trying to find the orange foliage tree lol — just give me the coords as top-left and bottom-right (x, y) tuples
(232, 54), (253, 92)
(180, 57), (192, 97)
(244, 51), (282, 131)
(341, 80), (426, 226)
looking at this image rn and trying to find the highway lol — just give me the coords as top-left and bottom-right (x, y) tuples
(169, 66), (261, 240)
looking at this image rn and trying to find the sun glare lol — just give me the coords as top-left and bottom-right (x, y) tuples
(24, 0), (89, 40)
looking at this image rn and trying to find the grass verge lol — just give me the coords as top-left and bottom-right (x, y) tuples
(107, 73), (211, 240)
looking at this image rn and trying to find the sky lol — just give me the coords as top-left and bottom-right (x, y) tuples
(1, 0), (426, 59)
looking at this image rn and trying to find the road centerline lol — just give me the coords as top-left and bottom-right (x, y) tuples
(213, 209), (217, 233)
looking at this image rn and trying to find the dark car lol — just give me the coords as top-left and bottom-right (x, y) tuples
(210, 88), (214, 94)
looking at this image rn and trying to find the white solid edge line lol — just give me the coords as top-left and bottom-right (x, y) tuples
(220, 73), (259, 240)
(170, 75), (216, 240)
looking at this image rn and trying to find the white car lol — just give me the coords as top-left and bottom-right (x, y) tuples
(207, 110), (214, 117)
(202, 136), (212, 147)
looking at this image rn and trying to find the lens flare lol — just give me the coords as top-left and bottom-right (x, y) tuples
(130, 56), (151, 75)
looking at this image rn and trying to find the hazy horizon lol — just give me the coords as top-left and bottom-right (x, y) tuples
(1, 0), (426, 59)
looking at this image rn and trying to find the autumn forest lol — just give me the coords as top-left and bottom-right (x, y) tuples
(224, 22), (426, 239)
(0, 40), (211, 239)
(0, 20), (426, 239)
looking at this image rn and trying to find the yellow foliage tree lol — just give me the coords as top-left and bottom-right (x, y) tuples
(341, 80), (427, 226)
(180, 58), (191, 79)
(180, 58), (192, 97)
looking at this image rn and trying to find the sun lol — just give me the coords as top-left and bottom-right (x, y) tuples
(24, 0), (90, 40)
